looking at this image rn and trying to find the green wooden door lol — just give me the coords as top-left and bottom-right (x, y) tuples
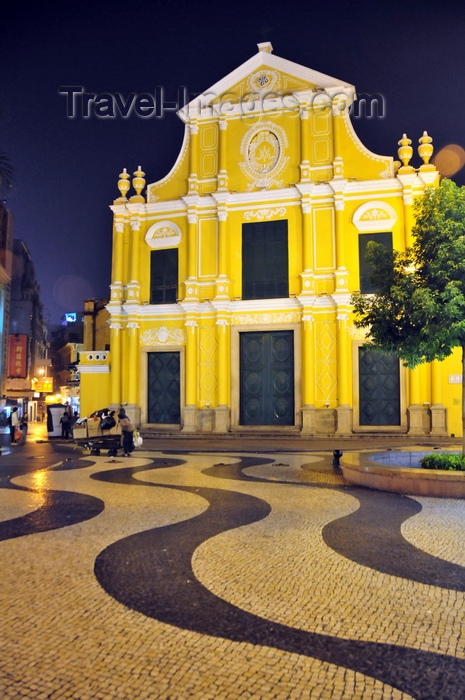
(147, 352), (180, 424)
(359, 348), (400, 426)
(240, 331), (294, 426)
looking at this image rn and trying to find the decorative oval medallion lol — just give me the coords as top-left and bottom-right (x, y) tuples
(239, 120), (289, 190)
(248, 130), (280, 175)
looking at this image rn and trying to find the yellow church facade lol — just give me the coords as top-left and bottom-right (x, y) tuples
(80, 43), (463, 438)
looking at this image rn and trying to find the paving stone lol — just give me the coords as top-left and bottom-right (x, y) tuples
(0, 449), (463, 698)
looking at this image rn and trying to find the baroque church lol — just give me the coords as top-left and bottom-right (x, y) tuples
(79, 42), (463, 438)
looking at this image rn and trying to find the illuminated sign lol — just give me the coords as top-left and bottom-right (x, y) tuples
(34, 378), (53, 393)
(8, 335), (27, 378)
(64, 313), (77, 323)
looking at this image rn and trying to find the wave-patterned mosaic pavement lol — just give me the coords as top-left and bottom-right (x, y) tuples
(1, 450), (465, 699)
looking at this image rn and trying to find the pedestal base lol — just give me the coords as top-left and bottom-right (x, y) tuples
(198, 409), (215, 432)
(213, 405), (230, 433)
(300, 405), (316, 435)
(407, 404), (427, 436)
(336, 405), (353, 436)
(182, 405), (198, 433)
(430, 404), (447, 436)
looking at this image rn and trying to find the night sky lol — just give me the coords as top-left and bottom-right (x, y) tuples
(2, 0), (464, 325)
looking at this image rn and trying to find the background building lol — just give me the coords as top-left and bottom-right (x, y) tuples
(7, 239), (49, 420)
(83, 298), (110, 352)
(0, 201), (13, 401)
(80, 43), (462, 437)
(49, 313), (83, 415)
(47, 300), (110, 417)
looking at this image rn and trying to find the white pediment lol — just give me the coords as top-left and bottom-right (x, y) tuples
(178, 43), (355, 122)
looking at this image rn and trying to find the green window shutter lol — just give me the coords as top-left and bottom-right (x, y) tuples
(358, 232), (392, 294)
(242, 220), (289, 300)
(150, 249), (178, 304)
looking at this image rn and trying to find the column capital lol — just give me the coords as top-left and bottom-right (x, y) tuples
(396, 172), (417, 189)
(300, 273), (316, 295)
(334, 270), (349, 293)
(109, 283), (124, 302)
(403, 192), (413, 206)
(302, 201), (311, 215)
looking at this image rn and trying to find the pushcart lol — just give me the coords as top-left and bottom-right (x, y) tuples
(72, 414), (122, 456)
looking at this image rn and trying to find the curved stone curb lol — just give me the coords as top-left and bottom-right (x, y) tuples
(341, 449), (465, 497)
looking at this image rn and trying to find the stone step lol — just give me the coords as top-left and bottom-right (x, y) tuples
(138, 429), (437, 442)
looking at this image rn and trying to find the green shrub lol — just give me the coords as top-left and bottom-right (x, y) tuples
(421, 453), (465, 471)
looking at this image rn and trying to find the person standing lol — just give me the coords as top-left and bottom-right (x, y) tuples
(60, 411), (71, 439)
(9, 407), (19, 445)
(118, 409), (134, 457)
(19, 415), (28, 445)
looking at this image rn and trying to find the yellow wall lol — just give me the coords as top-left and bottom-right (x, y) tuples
(86, 46), (461, 437)
(79, 352), (110, 418)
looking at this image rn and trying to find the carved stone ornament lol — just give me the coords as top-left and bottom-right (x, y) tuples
(360, 208), (390, 221)
(239, 120), (289, 190)
(352, 201), (397, 233)
(233, 312), (300, 325)
(145, 220), (182, 249)
(248, 69), (281, 94)
(249, 130), (280, 173)
(140, 326), (186, 346)
(243, 207), (286, 221)
(379, 167), (392, 179)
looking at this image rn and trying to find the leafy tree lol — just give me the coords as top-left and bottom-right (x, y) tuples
(352, 178), (465, 453)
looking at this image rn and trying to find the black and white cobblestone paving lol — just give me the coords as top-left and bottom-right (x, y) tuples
(1, 447), (465, 699)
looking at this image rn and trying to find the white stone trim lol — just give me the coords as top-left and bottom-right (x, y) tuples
(140, 327), (185, 346)
(243, 207), (287, 221)
(352, 200), (397, 232)
(145, 220), (182, 248)
(345, 178), (402, 194)
(79, 365), (110, 374)
(147, 125), (190, 198)
(178, 49), (355, 122)
(145, 201), (188, 215)
(340, 110), (393, 171)
(232, 311), (300, 325)
(137, 304), (184, 318)
(231, 298), (302, 312)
